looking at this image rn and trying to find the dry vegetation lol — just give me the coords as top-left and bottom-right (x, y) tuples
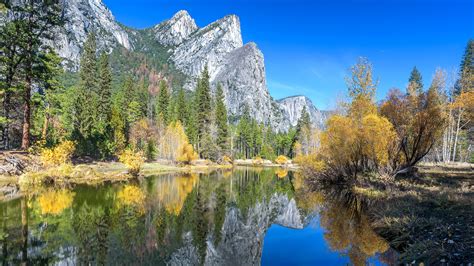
(349, 165), (474, 264)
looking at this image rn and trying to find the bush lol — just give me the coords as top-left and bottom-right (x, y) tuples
(275, 155), (289, 165)
(118, 149), (145, 176)
(177, 143), (198, 165)
(294, 154), (326, 173)
(253, 156), (264, 165)
(40, 141), (75, 167)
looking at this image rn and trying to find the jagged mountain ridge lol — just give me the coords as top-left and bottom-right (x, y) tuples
(6, 0), (327, 131)
(278, 95), (328, 129)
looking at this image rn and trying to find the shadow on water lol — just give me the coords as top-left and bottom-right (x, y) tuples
(0, 168), (395, 265)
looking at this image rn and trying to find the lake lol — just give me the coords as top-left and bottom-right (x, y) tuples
(0, 167), (394, 265)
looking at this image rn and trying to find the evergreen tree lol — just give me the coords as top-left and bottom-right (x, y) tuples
(175, 87), (188, 125)
(97, 52), (112, 131)
(195, 66), (212, 153)
(296, 106), (311, 135)
(408, 66), (423, 95)
(236, 106), (251, 158)
(4, 0), (62, 149)
(215, 84), (229, 154)
(73, 32), (99, 155)
(157, 80), (170, 124)
(457, 40), (474, 94)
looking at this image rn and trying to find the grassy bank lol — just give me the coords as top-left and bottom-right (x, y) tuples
(351, 164), (474, 264)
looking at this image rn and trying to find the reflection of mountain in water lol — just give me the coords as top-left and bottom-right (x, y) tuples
(169, 193), (303, 266)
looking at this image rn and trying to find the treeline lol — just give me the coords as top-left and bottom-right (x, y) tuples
(298, 41), (473, 180)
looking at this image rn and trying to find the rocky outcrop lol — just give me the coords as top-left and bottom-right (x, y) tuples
(11, 0), (132, 69)
(168, 194), (303, 266)
(170, 14), (243, 84)
(213, 43), (289, 130)
(152, 10), (198, 46)
(278, 95), (328, 129)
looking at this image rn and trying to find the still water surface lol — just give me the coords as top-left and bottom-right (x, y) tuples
(1, 167), (393, 265)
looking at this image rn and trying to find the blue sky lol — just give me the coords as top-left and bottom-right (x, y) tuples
(103, 0), (473, 110)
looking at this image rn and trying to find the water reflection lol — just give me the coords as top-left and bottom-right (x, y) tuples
(0, 168), (391, 265)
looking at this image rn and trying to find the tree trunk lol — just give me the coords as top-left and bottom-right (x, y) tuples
(452, 107), (463, 162)
(21, 76), (31, 150)
(3, 91), (11, 150)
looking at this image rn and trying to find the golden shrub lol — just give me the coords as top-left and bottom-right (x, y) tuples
(275, 155), (289, 165)
(40, 140), (75, 167)
(176, 142), (198, 165)
(222, 155), (233, 164)
(294, 154), (326, 172)
(253, 156), (264, 165)
(118, 149), (145, 176)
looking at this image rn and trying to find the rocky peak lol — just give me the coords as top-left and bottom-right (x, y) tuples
(48, 0), (131, 69)
(153, 10), (198, 46)
(170, 14), (243, 81)
(213, 43), (290, 131)
(278, 95), (327, 129)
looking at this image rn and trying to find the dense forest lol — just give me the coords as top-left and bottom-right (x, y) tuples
(0, 1), (472, 176)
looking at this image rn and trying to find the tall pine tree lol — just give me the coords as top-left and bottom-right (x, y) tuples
(215, 84), (229, 154)
(97, 52), (112, 129)
(5, 0), (62, 149)
(195, 66), (212, 153)
(73, 32), (99, 155)
(157, 80), (170, 124)
(175, 87), (188, 125)
(408, 66), (423, 95)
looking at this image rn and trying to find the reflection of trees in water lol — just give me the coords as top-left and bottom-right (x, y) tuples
(38, 189), (75, 215)
(73, 202), (111, 265)
(319, 188), (389, 266)
(0, 168), (298, 265)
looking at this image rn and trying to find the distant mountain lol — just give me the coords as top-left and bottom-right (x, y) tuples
(5, 0), (329, 131)
(278, 96), (328, 129)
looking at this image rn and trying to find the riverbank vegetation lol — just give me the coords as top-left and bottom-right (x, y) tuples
(298, 42), (473, 182)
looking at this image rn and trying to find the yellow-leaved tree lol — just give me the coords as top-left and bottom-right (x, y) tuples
(177, 143), (198, 165)
(315, 58), (398, 179)
(118, 148), (145, 176)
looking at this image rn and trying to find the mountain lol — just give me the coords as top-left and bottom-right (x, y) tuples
(46, 0), (132, 70)
(4, 0), (328, 131)
(278, 96), (328, 129)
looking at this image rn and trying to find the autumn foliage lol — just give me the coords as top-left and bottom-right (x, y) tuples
(40, 140), (76, 167)
(118, 148), (145, 176)
(176, 142), (198, 165)
(275, 155), (289, 165)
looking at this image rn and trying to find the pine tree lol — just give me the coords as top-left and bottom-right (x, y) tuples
(408, 66), (423, 95)
(458, 40), (474, 94)
(195, 66), (212, 153)
(157, 80), (170, 124)
(4, 1), (62, 149)
(73, 32), (99, 155)
(97, 52), (112, 128)
(215, 84), (229, 154)
(296, 106), (311, 134)
(175, 87), (188, 125)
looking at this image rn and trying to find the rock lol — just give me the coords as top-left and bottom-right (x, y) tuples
(152, 10), (198, 46)
(278, 95), (329, 129)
